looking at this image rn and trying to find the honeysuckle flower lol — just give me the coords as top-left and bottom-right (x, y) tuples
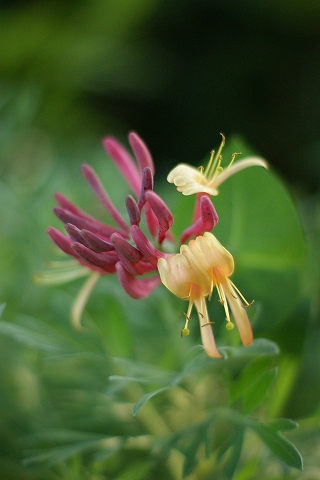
(38, 130), (257, 359)
(157, 232), (254, 358)
(167, 134), (268, 197)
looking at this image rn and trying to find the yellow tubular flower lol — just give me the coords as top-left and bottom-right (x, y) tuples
(157, 232), (253, 358)
(167, 134), (268, 196)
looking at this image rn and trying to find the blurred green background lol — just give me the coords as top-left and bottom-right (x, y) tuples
(0, 1), (320, 479)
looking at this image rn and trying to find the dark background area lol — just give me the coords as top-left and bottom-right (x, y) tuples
(1, 0), (320, 190)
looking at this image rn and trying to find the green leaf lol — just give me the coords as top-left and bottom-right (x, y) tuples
(0, 318), (72, 353)
(164, 421), (210, 478)
(229, 356), (274, 405)
(248, 419), (303, 470)
(110, 357), (176, 385)
(222, 338), (279, 358)
(268, 418), (299, 432)
(223, 426), (245, 480)
(132, 386), (170, 416)
(242, 367), (278, 414)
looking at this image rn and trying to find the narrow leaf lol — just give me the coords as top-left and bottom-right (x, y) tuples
(242, 367), (278, 414)
(249, 420), (303, 470)
(224, 426), (245, 480)
(132, 386), (170, 416)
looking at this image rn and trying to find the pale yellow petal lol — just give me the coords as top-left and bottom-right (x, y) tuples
(211, 157), (268, 189)
(157, 255), (191, 298)
(194, 297), (222, 358)
(180, 246), (211, 295)
(167, 164), (218, 196)
(71, 271), (100, 330)
(188, 233), (234, 277)
(222, 279), (253, 346)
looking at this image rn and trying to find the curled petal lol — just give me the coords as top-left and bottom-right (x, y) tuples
(167, 164), (212, 195)
(211, 157), (268, 189)
(223, 280), (253, 346)
(81, 164), (129, 232)
(167, 157), (268, 196)
(181, 196), (219, 243)
(103, 136), (141, 195)
(145, 190), (174, 244)
(129, 131), (155, 175)
(116, 262), (160, 299)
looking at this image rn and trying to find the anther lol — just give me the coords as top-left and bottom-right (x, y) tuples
(242, 300), (255, 308)
(181, 327), (190, 337)
(226, 322), (234, 330)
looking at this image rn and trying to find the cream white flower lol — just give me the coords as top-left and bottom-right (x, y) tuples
(167, 134), (268, 196)
(157, 232), (253, 358)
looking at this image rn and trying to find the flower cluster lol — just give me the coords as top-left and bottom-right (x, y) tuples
(40, 132), (267, 357)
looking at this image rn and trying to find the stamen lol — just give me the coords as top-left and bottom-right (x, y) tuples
(228, 279), (254, 307)
(182, 311), (191, 337)
(226, 152), (242, 170)
(204, 150), (215, 178)
(216, 283), (231, 323)
(181, 327), (190, 337)
(206, 133), (226, 179)
(201, 321), (215, 327)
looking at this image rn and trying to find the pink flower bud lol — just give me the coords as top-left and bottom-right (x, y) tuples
(181, 196), (219, 244)
(81, 164), (129, 232)
(145, 190), (174, 244)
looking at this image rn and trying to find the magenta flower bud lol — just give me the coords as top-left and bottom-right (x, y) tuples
(53, 207), (125, 239)
(145, 190), (174, 244)
(111, 233), (143, 263)
(71, 242), (118, 272)
(130, 225), (165, 267)
(128, 131), (155, 174)
(47, 227), (76, 257)
(81, 164), (129, 232)
(137, 167), (154, 210)
(116, 262), (160, 299)
(125, 195), (141, 227)
(81, 230), (114, 252)
(180, 195), (219, 244)
(103, 136), (141, 195)
(65, 223), (86, 244)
